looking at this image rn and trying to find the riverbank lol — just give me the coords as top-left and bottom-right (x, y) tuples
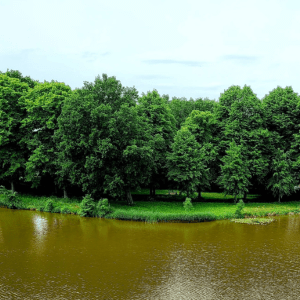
(1, 189), (300, 222)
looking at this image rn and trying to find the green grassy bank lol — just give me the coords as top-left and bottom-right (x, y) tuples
(1, 189), (300, 223)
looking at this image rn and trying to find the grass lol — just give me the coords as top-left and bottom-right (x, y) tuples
(231, 218), (275, 225)
(0, 189), (300, 223)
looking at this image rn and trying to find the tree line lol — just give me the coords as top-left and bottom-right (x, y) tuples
(1, 69), (300, 205)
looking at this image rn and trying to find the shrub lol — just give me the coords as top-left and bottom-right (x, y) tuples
(52, 207), (61, 213)
(44, 199), (55, 212)
(61, 206), (71, 214)
(234, 200), (245, 218)
(96, 198), (112, 217)
(0, 185), (21, 209)
(79, 194), (96, 217)
(37, 205), (45, 212)
(183, 197), (194, 212)
(190, 192), (198, 200)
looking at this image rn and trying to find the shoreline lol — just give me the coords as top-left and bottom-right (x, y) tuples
(1, 191), (300, 223)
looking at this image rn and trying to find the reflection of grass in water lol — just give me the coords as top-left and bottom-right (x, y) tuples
(231, 218), (275, 225)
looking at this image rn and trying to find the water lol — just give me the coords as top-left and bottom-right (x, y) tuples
(0, 208), (300, 299)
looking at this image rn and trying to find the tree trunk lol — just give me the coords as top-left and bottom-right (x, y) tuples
(278, 195), (281, 203)
(126, 188), (134, 206)
(149, 186), (153, 197)
(234, 195), (237, 204)
(54, 184), (57, 196)
(197, 186), (203, 201)
(63, 187), (68, 199)
(10, 181), (15, 193)
(243, 192), (247, 202)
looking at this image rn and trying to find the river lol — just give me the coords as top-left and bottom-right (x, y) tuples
(0, 208), (299, 299)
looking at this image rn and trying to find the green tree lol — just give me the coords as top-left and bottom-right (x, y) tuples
(0, 69), (39, 89)
(182, 110), (218, 200)
(267, 149), (296, 202)
(215, 85), (275, 198)
(168, 96), (217, 130)
(54, 74), (154, 205)
(166, 126), (209, 198)
(217, 140), (251, 203)
(0, 74), (31, 193)
(262, 86), (300, 152)
(136, 89), (176, 197)
(19, 80), (73, 197)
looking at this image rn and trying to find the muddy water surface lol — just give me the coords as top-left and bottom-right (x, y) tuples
(0, 208), (300, 299)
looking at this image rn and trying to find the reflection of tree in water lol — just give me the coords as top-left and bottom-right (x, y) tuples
(32, 214), (49, 255)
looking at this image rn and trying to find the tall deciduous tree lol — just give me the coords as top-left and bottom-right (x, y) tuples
(19, 80), (73, 197)
(217, 140), (251, 203)
(0, 69), (39, 89)
(166, 126), (209, 198)
(54, 74), (154, 205)
(182, 110), (218, 200)
(262, 86), (300, 152)
(168, 96), (217, 130)
(223, 85), (271, 198)
(267, 149), (296, 202)
(136, 89), (176, 197)
(0, 74), (31, 192)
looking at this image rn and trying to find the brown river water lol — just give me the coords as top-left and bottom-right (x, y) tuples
(0, 208), (300, 300)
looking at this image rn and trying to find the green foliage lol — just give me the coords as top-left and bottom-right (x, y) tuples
(183, 197), (194, 212)
(0, 74), (31, 184)
(234, 200), (245, 218)
(44, 199), (55, 212)
(262, 86), (300, 152)
(0, 185), (21, 209)
(1, 69), (38, 88)
(53, 74), (154, 205)
(167, 127), (206, 196)
(137, 89), (177, 193)
(52, 206), (61, 213)
(60, 206), (71, 214)
(96, 198), (112, 216)
(79, 194), (96, 217)
(182, 110), (219, 193)
(37, 205), (45, 212)
(19, 80), (73, 190)
(167, 97), (217, 130)
(217, 140), (251, 203)
(267, 149), (296, 202)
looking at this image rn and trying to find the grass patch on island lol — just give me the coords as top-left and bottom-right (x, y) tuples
(231, 218), (275, 225)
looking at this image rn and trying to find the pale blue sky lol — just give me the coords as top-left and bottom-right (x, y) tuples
(1, 0), (300, 101)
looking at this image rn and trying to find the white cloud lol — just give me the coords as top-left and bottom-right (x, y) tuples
(1, 0), (300, 101)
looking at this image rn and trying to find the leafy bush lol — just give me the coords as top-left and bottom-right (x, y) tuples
(96, 198), (112, 216)
(79, 194), (96, 217)
(183, 197), (194, 212)
(0, 185), (21, 209)
(61, 206), (71, 214)
(52, 207), (61, 213)
(234, 200), (245, 218)
(44, 199), (55, 212)
(190, 192), (198, 200)
(37, 205), (45, 212)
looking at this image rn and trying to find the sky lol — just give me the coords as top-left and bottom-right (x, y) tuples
(1, 0), (300, 102)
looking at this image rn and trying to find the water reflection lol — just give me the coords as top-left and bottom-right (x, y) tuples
(0, 225), (3, 244)
(0, 209), (299, 299)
